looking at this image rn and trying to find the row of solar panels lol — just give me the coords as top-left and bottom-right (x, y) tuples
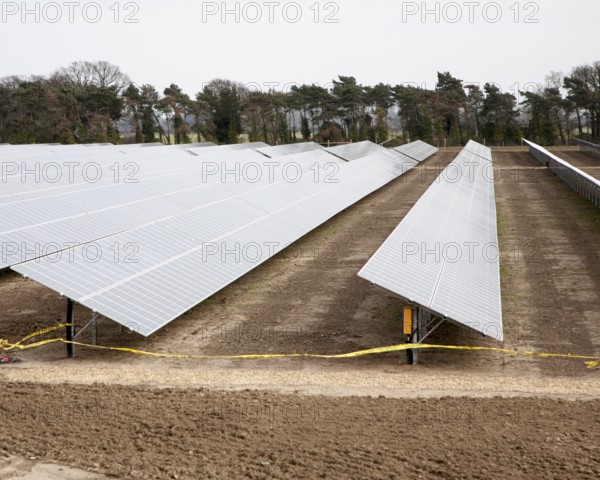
(359, 140), (503, 341)
(1, 141), (435, 270)
(0, 139), (437, 161)
(525, 139), (600, 208)
(0, 140), (437, 211)
(574, 138), (600, 159)
(2, 140), (439, 336)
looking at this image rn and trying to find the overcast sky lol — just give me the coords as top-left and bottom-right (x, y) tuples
(1, 0), (597, 100)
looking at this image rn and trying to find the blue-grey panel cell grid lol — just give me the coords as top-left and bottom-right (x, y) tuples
(9, 141), (438, 336)
(358, 142), (503, 341)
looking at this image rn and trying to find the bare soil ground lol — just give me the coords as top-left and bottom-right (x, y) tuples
(1, 150), (599, 479)
(0, 384), (599, 480)
(0, 454), (108, 480)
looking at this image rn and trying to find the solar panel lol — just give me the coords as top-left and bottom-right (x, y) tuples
(117, 142), (217, 150)
(187, 142), (270, 156)
(464, 139), (492, 160)
(325, 141), (390, 161)
(0, 145), (271, 201)
(0, 147), (199, 202)
(0, 144), (121, 162)
(186, 149), (270, 163)
(117, 143), (165, 148)
(574, 138), (600, 159)
(0, 149), (273, 268)
(525, 139), (600, 207)
(13, 150), (419, 336)
(255, 142), (325, 158)
(358, 142), (503, 341)
(266, 150), (346, 166)
(176, 142), (217, 149)
(394, 140), (439, 163)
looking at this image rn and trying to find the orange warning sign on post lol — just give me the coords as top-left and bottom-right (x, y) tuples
(403, 306), (413, 336)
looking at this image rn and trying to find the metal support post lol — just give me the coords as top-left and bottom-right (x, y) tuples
(91, 312), (98, 346)
(403, 306), (413, 365)
(411, 306), (419, 364)
(410, 308), (431, 365)
(66, 299), (75, 358)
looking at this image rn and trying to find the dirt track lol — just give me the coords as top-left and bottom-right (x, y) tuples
(1, 149), (600, 479)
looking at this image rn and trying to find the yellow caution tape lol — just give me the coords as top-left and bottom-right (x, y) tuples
(0, 324), (69, 351)
(1, 324), (599, 369)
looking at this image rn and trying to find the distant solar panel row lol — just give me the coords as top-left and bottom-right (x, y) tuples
(4, 140), (438, 336)
(574, 138), (600, 159)
(326, 141), (389, 162)
(256, 142), (324, 158)
(0, 145), (344, 268)
(186, 142), (270, 157)
(359, 141), (503, 341)
(525, 139), (600, 207)
(394, 140), (439, 163)
(0, 147), (250, 202)
(0, 151), (268, 268)
(15, 153), (419, 335)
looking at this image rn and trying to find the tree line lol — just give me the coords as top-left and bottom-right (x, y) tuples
(1, 60), (599, 147)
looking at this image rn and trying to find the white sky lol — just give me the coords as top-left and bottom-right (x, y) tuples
(1, 0), (597, 102)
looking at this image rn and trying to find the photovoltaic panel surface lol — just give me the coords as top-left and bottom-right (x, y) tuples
(1, 141), (433, 269)
(13, 150), (423, 336)
(266, 150), (346, 166)
(255, 142), (325, 158)
(187, 142), (269, 156)
(525, 139), (600, 207)
(0, 147), (201, 202)
(394, 140), (439, 163)
(358, 141), (502, 341)
(325, 141), (390, 162)
(574, 138), (600, 159)
(116, 143), (165, 148)
(0, 149), (273, 268)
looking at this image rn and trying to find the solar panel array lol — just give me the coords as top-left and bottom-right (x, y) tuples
(358, 141), (503, 341)
(1, 147), (292, 269)
(185, 142), (270, 157)
(267, 149), (346, 166)
(574, 138), (600, 159)
(255, 142), (325, 158)
(4, 140), (438, 336)
(525, 139), (600, 207)
(1, 146), (213, 202)
(325, 141), (391, 161)
(394, 140), (439, 163)
(118, 142), (217, 150)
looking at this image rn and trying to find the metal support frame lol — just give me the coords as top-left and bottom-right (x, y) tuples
(74, 312), (101, 346)
(65, 299), (75, 358)
(406, 305), (445, 365)
(92, 313), (98, 346)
